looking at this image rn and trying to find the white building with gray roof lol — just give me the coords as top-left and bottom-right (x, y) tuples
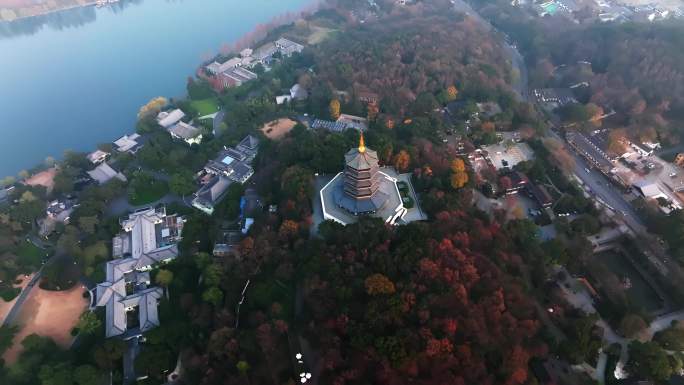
(193, 135), (259, 215)
(168, 121), (203, 145)
(87, 162), (127, 185)
(156, 109), (186, 129)
(92, 207), (184, 338)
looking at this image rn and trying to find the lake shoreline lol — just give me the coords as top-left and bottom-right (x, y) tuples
(0, 1), (103, 23)
(0, 0), (316, 179)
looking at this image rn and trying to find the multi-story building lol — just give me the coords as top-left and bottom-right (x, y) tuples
(92, 207), (185, 339)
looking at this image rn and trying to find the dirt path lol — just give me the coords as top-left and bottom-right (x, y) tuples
(3, 284), (88, 364)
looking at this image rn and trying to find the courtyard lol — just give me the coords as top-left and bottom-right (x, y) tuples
(312, 168), (425, 231)
(481, 142), (535, 171)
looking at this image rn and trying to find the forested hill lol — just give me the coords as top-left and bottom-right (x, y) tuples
(549, 22), (684, 121)
(312, 2), (515, 116)
(475, 0), (684, 144)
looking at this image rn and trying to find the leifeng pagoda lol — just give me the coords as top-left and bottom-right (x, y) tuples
(334, 134), (390, 215)
(319, 134), (406, 225)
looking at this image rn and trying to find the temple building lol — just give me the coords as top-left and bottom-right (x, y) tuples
(319, 134), (406, 225)
(91, 207), (184, 338)
(335, 134), (390, 214)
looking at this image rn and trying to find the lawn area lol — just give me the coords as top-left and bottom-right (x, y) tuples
(128, 179), (169, 206)
(190, 98), (220, 116)
(307, 26), (337, 45)
(16, 241), (44, 269)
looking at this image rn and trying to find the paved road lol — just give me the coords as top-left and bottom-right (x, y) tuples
(649, 309), (684, 336)
(212, 110), (225, 136)
(452, 0), (644, 232)
(2, 237), (54, 327)
(453, 0), (640, 231)
(1, 271), (42, 327)
(123, 337), (140, 384)
(565, 142), (645, 232)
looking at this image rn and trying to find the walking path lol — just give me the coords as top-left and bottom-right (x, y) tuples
(0, 273), (35, 325)
(2, 271), (43, 327)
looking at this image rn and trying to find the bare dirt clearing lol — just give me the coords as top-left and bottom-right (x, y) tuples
(3, 284), (87, 364)
(261, 118), (297, 140)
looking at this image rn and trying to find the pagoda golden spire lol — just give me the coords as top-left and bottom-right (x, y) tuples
(359, 132), (366, 153)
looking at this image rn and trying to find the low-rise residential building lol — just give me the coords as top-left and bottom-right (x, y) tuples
(192, 135), (260, 214)
(253, 42), (279, 65)
(87, 149), (109, 165)
(253, 37), (303, 65)
(204, 152), (254, 184)
(156, 109), (186, 129)
(275, 37), (304, 57)
(87, 162), (127, 185)
(192, 176), (232, 215)
(206, 57), (243, 75)
(207, 37), (303, 91)
(337, 114), (368, 131)
(168, 121), (203, 145)
(113, 134), (143, 154)
(94, 207), (184, 338)
(46, 197), (78, 222)
(215, 67), (258, 90)
(39, 197), (79, 236)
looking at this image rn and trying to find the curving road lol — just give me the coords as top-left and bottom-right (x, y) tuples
(451, 0), (529, 102)
(453, 0), (647, 237)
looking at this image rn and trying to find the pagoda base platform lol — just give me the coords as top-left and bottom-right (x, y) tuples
(319, 168), (404, 226)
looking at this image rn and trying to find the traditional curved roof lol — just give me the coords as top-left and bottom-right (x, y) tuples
(345, 134), (380, 171)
